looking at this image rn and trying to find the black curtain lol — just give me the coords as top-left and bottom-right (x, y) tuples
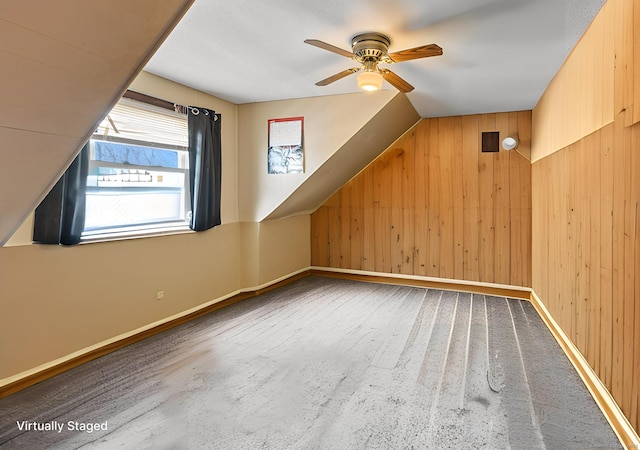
(188, 108), (221, 231)
(33, 143), (89, 245)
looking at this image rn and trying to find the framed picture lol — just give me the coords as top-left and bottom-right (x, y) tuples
(268, 116), (304, 174)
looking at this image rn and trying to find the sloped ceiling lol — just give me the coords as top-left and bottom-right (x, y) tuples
(0, 0), (194, 245)
(265, 93), (420, 221)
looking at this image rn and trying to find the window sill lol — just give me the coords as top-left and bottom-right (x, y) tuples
(80, 223), (193, 244)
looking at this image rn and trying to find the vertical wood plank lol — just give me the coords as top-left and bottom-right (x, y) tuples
(427, 119), (441, 277)
(462, 115), (480, 282)
(452, 116), (465, 280)
(586, 131), (602, 374)
(635, 208), (640, 433)
(614, 0), (634, 123)
(531, 158), (548, 300)
(413, 120), (429, 276)
(390, 144), (405, 273)
(623, 0), (635, 126)
(621, 117), (635, 417)
(575, 136), (590, 354)
(373, 156), (389, 273)
(634, 0), (640, 124)
(564, 144), (577, 341)
(611, 113), (626, 401)
(632, 122), (640, 430)
(518, 112), (532, 287)
(509, 112), (523, 287)
(600, 122), (614, 388)
(530, 161), (541, 292)
(380, 153), (393, 274)
(591, 9), (605, 130)
(362, 165), (375, 272)
(603, 1), (615, 126)
(438, 117), (455, 278)
(350, 175), (364, 270)
(546, 151), (562, 328)
(478, 114), (496, 283)
(402, 130), (416, 274)
(340, 182), (352, 269)
(510, 150), (531, 288)
(495, 113), (512, 285)
(327, 205), (341, 268)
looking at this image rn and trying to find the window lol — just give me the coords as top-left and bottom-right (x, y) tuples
(82, 97), (191, 239)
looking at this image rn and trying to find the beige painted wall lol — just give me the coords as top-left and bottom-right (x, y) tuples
(0, 223), (243, 380)
(237, 216), (310, 288)
(237, 90), (397, 222)
(257, 215), (310, 286)
(0, 73), (312, 382)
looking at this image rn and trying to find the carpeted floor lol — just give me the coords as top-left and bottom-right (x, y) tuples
(0, 276), (621, 449)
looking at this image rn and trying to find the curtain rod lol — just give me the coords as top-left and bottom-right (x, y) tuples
(123, 90), (176, 111)
(123, 90), (218, 119)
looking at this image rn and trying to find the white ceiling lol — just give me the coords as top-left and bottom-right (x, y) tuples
(144, 0), (605, 118)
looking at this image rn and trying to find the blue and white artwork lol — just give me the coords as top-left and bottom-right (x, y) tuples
(268, 117), (304, 174)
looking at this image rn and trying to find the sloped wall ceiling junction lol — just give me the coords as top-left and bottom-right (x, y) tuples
(237, 90), (413, 223)
(266, 94), (420, 220)
(0, 0), (194, 245)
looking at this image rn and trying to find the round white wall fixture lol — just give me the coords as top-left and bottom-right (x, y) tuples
(501, 136), (518, 150)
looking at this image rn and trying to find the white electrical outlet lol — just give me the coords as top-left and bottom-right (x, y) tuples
(156, 290), (165, 300)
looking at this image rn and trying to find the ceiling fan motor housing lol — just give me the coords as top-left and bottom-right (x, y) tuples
(351, 32), (390, 62)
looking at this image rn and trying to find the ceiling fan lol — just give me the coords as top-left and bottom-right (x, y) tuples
(304, 32), (443, 93)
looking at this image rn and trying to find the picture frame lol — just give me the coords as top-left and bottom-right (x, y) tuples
(268, 117), (304, 174)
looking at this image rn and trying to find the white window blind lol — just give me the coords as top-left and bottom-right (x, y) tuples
(94, 97), (188, 149)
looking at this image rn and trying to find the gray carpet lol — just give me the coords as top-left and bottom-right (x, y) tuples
(0, 276), (621, 449)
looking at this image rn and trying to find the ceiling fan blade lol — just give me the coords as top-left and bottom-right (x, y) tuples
(315, 68), (359, 86)
(381, 69), (414, 93)
(387, 44), (443, 63)
(304, 39), (354, 58)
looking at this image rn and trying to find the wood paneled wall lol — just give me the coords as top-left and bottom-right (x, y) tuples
(532, 113), (640, 432)
(311, 112), (532, 287)
(533, 0), (640, 162)
(531, 3), (614, 161)
(530, 0), (640, 435)
(618, 0), (640, 126)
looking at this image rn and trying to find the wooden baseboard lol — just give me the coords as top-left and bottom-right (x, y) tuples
(0, 270), (311, 399)
(528, 290), (640, 449)
(309, 267), (531, 300)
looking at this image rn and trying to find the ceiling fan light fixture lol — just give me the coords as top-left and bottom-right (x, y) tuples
(305, 32), (441, 93)
(357, 70), (383, 91)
